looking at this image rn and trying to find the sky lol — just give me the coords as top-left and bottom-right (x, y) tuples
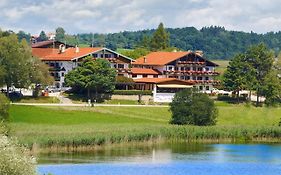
(1, 0), (281, 35)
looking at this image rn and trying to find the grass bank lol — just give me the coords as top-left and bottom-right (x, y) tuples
(9, 105), (281, 151)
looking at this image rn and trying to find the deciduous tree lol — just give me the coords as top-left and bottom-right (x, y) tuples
(170, 88), (217, 126)
(65, 57), (116, 101)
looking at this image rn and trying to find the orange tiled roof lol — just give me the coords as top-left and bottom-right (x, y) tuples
(32, 47), (103, 61)
(133, 51), (191, 66)
(32, 48), (59, 58)
(130, 68), (161, 75)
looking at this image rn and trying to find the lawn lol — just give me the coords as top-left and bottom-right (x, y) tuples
(8, 105), (281, 149)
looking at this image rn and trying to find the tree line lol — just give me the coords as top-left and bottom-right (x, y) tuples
(8, 24), (281, 60)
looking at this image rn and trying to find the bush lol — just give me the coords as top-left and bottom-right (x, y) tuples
(113, 90), (152, 95)
(170, 88), (218, 126)
(0, 135), (36, 175)
(0, 94), (10, 121)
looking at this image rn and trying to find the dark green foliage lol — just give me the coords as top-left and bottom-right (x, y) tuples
(170, 89), (217, 126)
(118, 48), (150, 59)
(61, 26), (281, 59)
(113, 90), (152, 95)
(55, 27), (66, 42)
(38, 31), (48, 42)
(0, 94), (9, 121)
(65, 57), (116, 101)
(16, 31), (31, 43)
(150, 23), (170, 51)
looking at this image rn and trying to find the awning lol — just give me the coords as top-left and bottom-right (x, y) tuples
(157, 84), (193, 88)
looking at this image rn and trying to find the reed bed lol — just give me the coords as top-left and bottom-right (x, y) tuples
(9, 105), (281, 151)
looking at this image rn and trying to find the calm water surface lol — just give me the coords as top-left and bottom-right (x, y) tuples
(37, 142), (281, 175)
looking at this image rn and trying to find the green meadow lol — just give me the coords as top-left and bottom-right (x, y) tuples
(9, 104), (281, 150)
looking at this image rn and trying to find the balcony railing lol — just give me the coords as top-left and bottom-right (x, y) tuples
(177, 61), (205, 65)
(187, 80), (220, 85)
(164, 70), (220, 75)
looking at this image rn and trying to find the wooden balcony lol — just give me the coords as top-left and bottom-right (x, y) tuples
(177, 61), (205, 65)
(187, 80), (220, 85)
(164, 70), (220, 75)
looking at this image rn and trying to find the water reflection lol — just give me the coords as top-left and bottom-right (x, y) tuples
(37, 142), (281, 175)
(38, 142), (215, 164)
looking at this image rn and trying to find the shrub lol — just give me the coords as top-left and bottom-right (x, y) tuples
(0, 135), (36, 175)
(0, 94), (10, 121)
(113, 90), (152, 95)
(170, 88), (218, 126)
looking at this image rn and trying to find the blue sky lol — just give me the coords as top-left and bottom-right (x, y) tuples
(1, 0), (281, 35)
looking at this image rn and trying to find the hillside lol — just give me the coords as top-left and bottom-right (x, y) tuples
(76, 26), (281, 60)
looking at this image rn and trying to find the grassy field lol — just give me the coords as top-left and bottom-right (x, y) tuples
(8, 104), (281, 151)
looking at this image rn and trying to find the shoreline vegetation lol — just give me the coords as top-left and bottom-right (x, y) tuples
(9, 105), (281, 153)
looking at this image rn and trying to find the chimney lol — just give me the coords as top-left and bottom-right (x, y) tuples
(59, 44), (66, 53)
(195, 50), (203, 57)
(75, 45), (79, 53)
(143, 56), (147, 63)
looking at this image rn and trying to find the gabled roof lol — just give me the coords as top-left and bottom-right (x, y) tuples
(31, 40), (74, 48)
(43, 47), (103, 61)
(130, 68), (161, 75)
(133, 51), (218, 67)
(133, 52), (190, 66)
(32, 48), (58, 58)
(32, 47), (134, 62)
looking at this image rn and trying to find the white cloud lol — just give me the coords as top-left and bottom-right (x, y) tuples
(1, 0), (281, 34)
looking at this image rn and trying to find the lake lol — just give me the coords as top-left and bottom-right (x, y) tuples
(37, 142), (281, 175)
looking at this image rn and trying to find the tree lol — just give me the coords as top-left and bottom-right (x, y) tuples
(119, 48), (150, 59)
(38, 31), (48, 42)
(245, 44), (274, 105)
(150, 23), (170, 51)
(65, 57), (116, 101)
(55, 27), (65, 42)
(0, 35), (53, 97)
(260, 70), (281, 106)
(223, 54), (255, 102)
(170, 89), (217, 126)
(0, 94), (9, 122)
(17, 31), (31, 43)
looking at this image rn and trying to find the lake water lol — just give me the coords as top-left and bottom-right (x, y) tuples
(37, 142), (281, 175)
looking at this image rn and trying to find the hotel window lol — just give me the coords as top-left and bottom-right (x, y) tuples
(193, 67), (196, 71)
(206, 86), (210, 90)
(117, 64), (124, 69)
(199, 86), (203, 90)
(205, 77), (209, 80)
(153, 75), (158, 78)
(197, 77), (203, 80)
(181, 67), (184, 71)
(61, 72), (65, 77)
(143, 75), (148, 78)
(132, 74), (137, 78)
(205, 67), (209, 71)
(185, 76), (190, 80)
(93, 54), (98, 58)
(50, 63), (54, 67)
(197, 67), (203, 71)
(105, 54), (112, 58)
(168, 66), (173, 70)
(186, 67), (190, 71)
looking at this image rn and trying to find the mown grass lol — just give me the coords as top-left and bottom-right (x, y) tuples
(8, 105), (281, 150)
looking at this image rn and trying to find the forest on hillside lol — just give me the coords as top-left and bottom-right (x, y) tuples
(7, 26), (281, 60)
(76, 26), (281, 60)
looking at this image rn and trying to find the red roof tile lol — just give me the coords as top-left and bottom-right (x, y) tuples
(133, 51), (190, 66)
(32, 47), (103, 61)
(130, 68), (161, 75)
